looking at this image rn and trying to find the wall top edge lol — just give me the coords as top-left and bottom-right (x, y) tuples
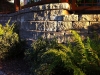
(0, 3), (70, 16)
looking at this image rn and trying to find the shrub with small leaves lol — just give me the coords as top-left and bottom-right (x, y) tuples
(0, 20), (19, 59)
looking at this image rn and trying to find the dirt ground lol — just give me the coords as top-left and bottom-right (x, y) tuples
(0, 58), (31, 75)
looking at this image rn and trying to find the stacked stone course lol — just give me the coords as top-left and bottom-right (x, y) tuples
(0, 3), (100, 45)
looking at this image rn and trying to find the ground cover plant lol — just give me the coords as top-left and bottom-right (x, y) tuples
(25, 30), (100, 75)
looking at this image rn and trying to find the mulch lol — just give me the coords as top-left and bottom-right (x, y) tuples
(0, 58), (31, 75)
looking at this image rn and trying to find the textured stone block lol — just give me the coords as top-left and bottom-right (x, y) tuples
(38, 5), (45, 10)
(22, 3), (70, 11)
(36, 21), (45, 31)
(50, 3), (70, 10)
(79, 14), (98, 21)
(35, 11), (44, 21)
(55, 32), (65, 43)
(45, 32), (55, 39)
(33, 12), (38, 20)
(50, 10), (58, 16)
(45, 32), (65, 43)
(50, 15), (78, 21)
(57, 21), (72, 31)
(63, 14), (78, 21)
(90, 22), (100, 25)
(50, 10), (64, 16)
(45, 21), (57, 31)
(73, 22), (89, 29)
(64, 30), (72, 42)
(50, 3), (60, 9)
(44, 4), (50, 10)
(44, 10), (50, 20)
(59, 3), (70, 10)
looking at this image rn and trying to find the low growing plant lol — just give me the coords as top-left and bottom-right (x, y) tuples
(25, 30), (100, 75)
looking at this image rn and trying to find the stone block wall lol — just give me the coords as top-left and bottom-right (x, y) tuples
(18, 3), (71, 44)
(0, 3), (100, 45)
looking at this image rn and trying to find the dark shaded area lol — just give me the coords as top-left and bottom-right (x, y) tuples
(0, 0), (15, 13)
(69, 10), (100, 14)
(88, 23), (100, 34)
(88, 23), (100, 39)
(51, 65), (73, 75)
(0, 59), (31, 75)
(75, 10), (100, 14)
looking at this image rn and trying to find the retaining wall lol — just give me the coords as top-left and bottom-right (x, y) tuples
(0, 3), (100, 45)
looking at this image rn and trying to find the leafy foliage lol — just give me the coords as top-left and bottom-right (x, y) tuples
(24, 38), (58, 75)
(0, 20), (25, 59)
(25, 30), (100, 75)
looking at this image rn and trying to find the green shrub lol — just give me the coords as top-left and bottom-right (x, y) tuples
(24, 38), (58, 75)
(25, 30), (100, 75)
(0, 20), (25, 60)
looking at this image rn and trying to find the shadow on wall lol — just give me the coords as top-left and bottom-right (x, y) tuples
(88, 23), (100, 38)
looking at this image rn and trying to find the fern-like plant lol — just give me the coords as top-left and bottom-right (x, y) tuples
(25, 30), (100, 75)
(42, 43), (85, 75)
(42, 30), (100, 75)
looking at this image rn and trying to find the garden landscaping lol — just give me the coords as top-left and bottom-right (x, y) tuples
(0, 20), (100, 75)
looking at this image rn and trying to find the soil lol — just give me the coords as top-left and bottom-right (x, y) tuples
(0, 58), (31, 75)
